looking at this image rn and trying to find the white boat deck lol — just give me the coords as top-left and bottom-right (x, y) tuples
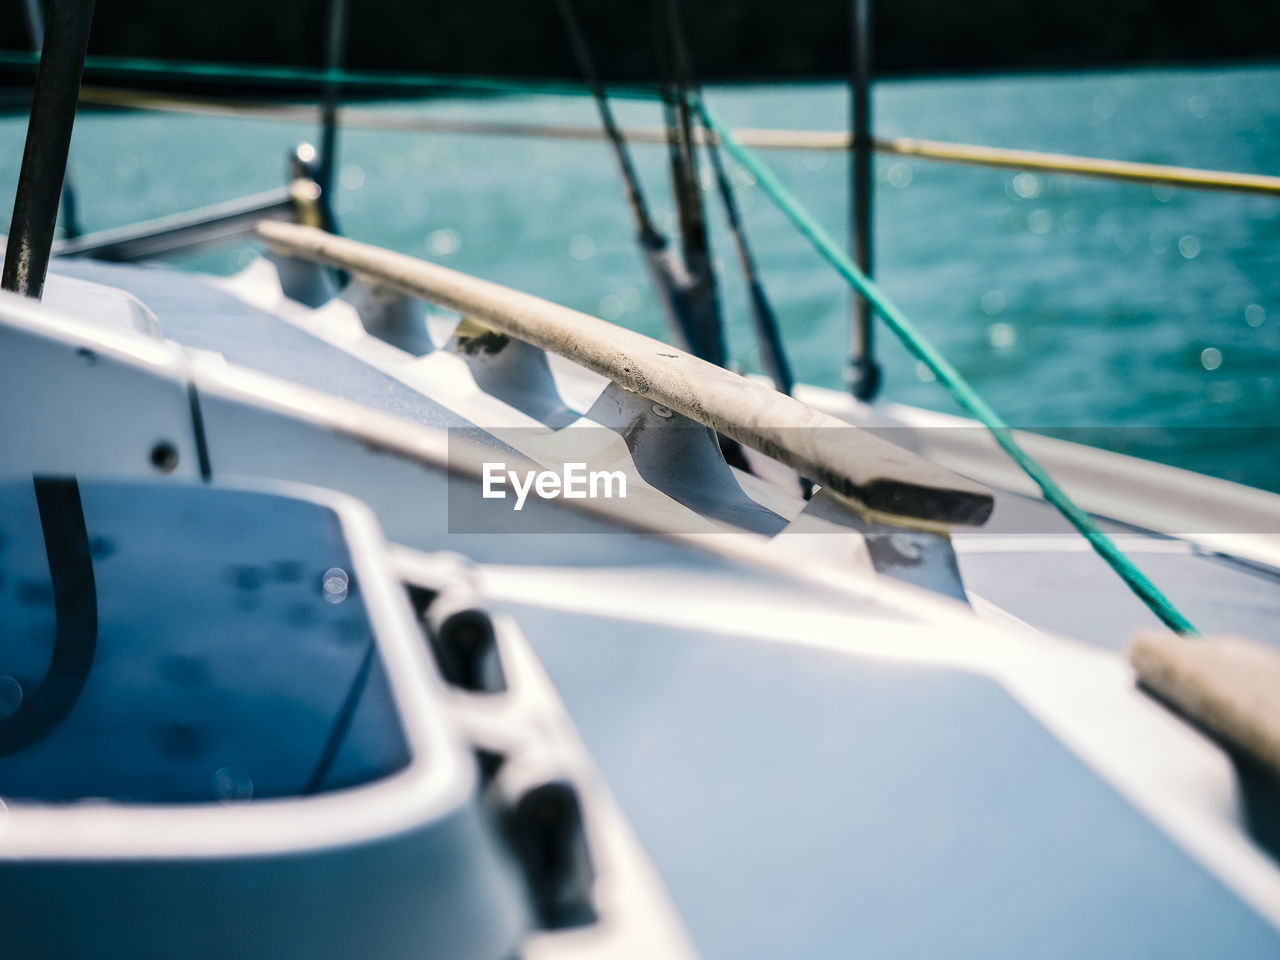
(0, 255), (1274, 959)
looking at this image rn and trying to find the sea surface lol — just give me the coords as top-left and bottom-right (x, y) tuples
(1, 65), (1277, 491)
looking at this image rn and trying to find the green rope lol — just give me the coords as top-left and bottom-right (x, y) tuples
(697, 101), (1198, 636)
(0, 49), (661, 102)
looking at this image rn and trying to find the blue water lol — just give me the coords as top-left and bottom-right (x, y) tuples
(2, 65), (1277, 490)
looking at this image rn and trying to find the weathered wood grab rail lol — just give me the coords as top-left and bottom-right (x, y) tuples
(256, 221), (994, 526)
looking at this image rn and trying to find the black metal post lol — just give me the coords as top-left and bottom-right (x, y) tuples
(3, 0), (96, 299)
(848, 0), (881, 401)
(21, 0), (82, 240)
(318, 0), (348, 201)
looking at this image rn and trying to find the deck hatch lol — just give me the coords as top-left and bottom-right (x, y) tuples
(0, 480), (411, 803)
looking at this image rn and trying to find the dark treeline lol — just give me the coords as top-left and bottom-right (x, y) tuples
(2, 0), (1278, 91)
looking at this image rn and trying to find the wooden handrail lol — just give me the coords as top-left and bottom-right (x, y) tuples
(256, 221), (994, 526)
(1132, 632), (1280, 779)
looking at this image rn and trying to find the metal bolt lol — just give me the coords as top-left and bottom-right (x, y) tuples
(888, 533), (924, 562)
(149, 441), (179, 473)
(651, 403), (674, 419)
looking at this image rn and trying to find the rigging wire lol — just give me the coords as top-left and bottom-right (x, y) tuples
(655, 0), (724, 366)
(646, 0), (796, 398)
(654, 0), (758, 475)
(698, 106), (810, 496)
(551, 0), (705, 359)
(698, 106), (796, 398)
(550, 0), (659, 242)
(658, 0), (805, 493)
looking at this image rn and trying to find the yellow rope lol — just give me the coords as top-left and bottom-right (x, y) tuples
(78, 86), (1280, 198)
(876, 135), (1280, 196)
